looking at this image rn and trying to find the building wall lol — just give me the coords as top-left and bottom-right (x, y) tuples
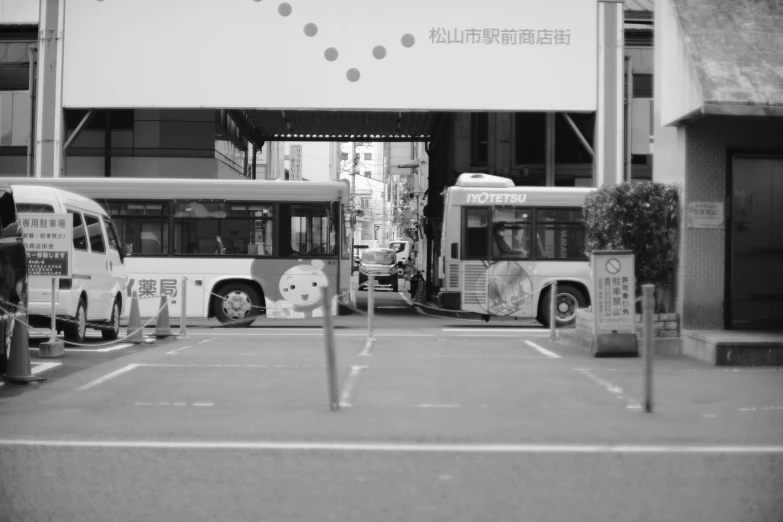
(678, 116), (783, 329)
(64, 157), (245, 179)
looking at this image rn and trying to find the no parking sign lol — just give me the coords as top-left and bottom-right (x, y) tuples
(591, 250), (635, 334)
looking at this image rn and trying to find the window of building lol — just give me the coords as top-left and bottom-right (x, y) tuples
(364, 171), (372, 177)
(105, 202), (169, 255)
(555, 113), (595, 164)
(514, 112), (546, 164)
(632, 74), (653, 98)
(470, 112), (489, 166)
(361, 198), (370, 209)
(364, 153), (372, 160)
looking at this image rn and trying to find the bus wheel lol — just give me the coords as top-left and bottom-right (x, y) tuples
(482, 314), (491, 323)
(213, 283), (261, 327)
(539, 284), (586, 328)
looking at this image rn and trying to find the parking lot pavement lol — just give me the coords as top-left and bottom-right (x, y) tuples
(1, 326), (781, 449)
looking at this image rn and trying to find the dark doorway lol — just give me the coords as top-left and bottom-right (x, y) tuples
(728, 156), (783, 329)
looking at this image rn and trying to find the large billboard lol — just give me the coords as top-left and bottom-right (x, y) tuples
(63, 0), (597, 111)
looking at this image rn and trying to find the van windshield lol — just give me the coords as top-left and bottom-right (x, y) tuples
(362, 251), (395, 265)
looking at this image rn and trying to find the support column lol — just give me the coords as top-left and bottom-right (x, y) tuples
(34, 0), (66, 178)
(595, 0), (625, 187)
(545, 112), (555, 186)
(104, 110), (112, 177)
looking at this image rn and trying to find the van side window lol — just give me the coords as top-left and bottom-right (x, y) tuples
(69, 210), (88, 251)
(102, 216), (120, 251)
(85, 214), (106, 253)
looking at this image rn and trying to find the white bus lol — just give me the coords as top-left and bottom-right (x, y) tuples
(5, 177), (353, 325)
(438, 173), (594, 327)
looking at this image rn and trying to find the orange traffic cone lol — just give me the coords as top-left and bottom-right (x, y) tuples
(2, 313), (45, 384)
(154, 295), (174, 339)
(126, 291), (146, 344)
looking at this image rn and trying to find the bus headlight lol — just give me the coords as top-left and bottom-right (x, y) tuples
(388, 267), (397, 275)
(359, 266), (369, 274)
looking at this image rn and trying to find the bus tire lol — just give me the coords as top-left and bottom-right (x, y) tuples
(212, 282), (261, 327)
(538, 283), (586, 328)
(64, 298), (87, 344)
(101, 297), (121, 341)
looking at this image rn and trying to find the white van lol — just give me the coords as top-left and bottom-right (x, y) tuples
(12, 185), (130, 343)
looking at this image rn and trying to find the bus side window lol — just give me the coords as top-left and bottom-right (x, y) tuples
(463, 208), (490, 259)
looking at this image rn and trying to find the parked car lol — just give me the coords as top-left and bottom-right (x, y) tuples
(358, 248), (398, 292)
(12, 185), (131, 343)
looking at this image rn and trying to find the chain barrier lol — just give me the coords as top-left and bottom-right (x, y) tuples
(0, 297), (170, 348)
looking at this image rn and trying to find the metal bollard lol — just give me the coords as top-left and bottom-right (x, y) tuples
(642, 284), (655, 413)
(178, 277), (187, 338)
(321, 287), (339, 411)
(549, 281), (559, 341)
(367, 275), (376, 342)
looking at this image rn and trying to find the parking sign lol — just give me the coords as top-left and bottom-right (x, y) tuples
(591, 250), (635, 334)
(20, 213), (73, 278)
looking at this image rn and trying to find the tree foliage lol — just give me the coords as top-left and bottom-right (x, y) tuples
(583, 182), (679, 293)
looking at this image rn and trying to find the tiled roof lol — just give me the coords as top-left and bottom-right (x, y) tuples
(673, 0), (783, 111)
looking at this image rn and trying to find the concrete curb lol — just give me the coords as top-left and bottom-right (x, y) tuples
(682, 331), (783, 367)
(559, 329), (682, 357)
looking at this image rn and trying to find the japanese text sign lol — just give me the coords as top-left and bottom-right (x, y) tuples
(591, 250), (635, 334)
(686, 202), (724, 228)
(20, 213), (73, 278)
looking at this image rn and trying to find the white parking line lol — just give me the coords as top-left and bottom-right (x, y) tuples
(398, 292), (414, 305)
(185, 331), (434, 337)
(2, 440), (782, 454)
(444, 328), (550, 333)
(166, 339), (212, 355)
(339, 365), (367, 408)
(31, 362), (62, 374)
(524, 340), (562, 359)
(359, 338), (374, 356)
(61, 343), (134, 353)
(574, 368), (642, 410)
(77, 364), (140, 391)
(415, 355), (549, 360)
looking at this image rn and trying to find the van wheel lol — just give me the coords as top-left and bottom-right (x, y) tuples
(538, 284), (586, 328)
(64, 298), (87, 344)
(102, 298), (121, 341)
(212, 283), (261, 327)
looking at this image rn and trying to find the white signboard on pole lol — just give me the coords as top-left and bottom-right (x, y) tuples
(20, 213), (73, 278)
(289, 145), (303, 181)
(591, 250), (635, 334)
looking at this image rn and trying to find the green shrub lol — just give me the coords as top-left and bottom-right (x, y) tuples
(583, 182), (679, 310)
